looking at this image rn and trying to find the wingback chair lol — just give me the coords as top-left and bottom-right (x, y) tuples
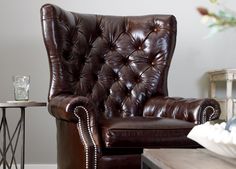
(41, 4), (221, 169)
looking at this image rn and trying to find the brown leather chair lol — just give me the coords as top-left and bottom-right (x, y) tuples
(41, 4), (221, 169)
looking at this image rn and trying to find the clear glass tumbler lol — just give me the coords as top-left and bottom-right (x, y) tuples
(13, 76), (30, 101)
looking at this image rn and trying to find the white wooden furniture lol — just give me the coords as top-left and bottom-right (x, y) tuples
(142, 149), (236, 169)
(0, 101), (46, 169)
(208, 69), (236, 120)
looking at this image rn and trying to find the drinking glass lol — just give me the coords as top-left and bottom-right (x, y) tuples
(13, 76), (30, 101)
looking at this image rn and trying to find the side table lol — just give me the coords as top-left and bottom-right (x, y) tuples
(0, 101), (46, 169)
(208, 69), (236, 120)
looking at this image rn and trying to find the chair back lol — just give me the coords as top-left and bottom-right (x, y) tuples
(41, 4), (177, 118)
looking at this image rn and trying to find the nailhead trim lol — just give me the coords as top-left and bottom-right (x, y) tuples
(202, 106), (215, 122)
(74, 106), (97, 169)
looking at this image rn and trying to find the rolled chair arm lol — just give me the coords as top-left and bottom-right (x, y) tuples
(143, 97), (221, 124)
(48, 94), (96, 123)
(48, 94), (101, 169)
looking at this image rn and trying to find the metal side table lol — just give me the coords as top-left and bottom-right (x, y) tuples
(0, 101), (46, 169)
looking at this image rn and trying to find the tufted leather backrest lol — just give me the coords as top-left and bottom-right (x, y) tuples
(41, 4), (177, 118)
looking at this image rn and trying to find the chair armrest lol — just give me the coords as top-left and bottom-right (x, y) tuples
(143, 97), (221, 124)
(48, 95), (96, 123)
(49, 94), (101, 168)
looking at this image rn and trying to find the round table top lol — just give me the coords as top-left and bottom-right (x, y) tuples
(0, 101), (47, 108)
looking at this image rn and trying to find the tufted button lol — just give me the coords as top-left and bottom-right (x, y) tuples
(109, 43), (117, 51)
(87, 87), (92, 94)
(107, 89), (110, 95)
(63, 50), (72, 61)
(127, 90), (132, 97)
(138, 46), (142, 50)
(148, 57), (156, 66)
(80, 58), (86, 67)
(92, 73), (98, 81)
(122, 57), (130, 65)
(113, 73), (119, 81)
(100, 57), (105, 64)
(110, 46), (115, 51)
(154, 28), (159, 32)
(136, 77), (141, 83)
(88, 44), (93, 49)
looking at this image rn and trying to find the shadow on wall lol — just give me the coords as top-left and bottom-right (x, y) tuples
(198, 73), (209, 98)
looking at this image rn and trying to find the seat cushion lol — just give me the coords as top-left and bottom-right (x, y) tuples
(100, 117), (199, 148)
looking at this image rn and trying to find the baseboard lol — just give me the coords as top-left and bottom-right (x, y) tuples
(26, 164), (57, 169)
(0, 164), (57, 169)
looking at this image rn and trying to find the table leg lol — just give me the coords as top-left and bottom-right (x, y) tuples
(2, 108), (6, 169)
(0, 107), (26, 169)
(209, 81), (216, 98)
(21, 107), (25, 169)
(226, 80), (233, 120)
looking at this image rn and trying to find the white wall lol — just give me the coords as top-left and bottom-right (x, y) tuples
(0, 0), (236, 164)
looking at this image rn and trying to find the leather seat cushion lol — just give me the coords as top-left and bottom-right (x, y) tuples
(100, 117), (199, 148)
